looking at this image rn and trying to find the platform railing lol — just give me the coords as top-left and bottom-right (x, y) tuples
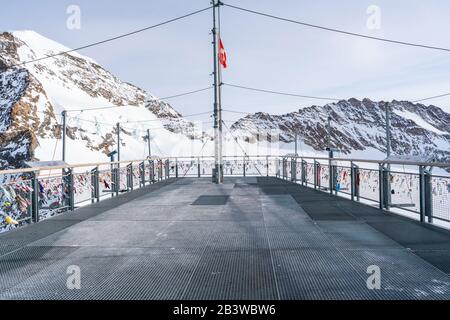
(0, 157), (173, 233)
(281, 155), (450, 226)
(1, 155), (450, 233)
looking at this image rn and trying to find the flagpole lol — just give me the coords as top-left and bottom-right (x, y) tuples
(212, 0), (223, 183)
(217, 1), (224, 183)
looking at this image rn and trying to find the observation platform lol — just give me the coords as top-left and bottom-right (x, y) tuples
(0, 177), (449, 300)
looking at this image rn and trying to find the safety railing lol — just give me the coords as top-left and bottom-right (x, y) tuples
(1, 154), (450, 233)
(281, 155), (450, 227)
(0, 158), (172, 233)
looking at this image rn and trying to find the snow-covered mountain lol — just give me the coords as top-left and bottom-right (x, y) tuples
(231, 98), (450, 163)
(3, 31), (449, 170)
(0, 31), (208, 168)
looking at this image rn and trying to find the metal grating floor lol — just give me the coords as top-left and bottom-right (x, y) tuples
(192, 195), (230, 205)
(0, 177), (449, 300)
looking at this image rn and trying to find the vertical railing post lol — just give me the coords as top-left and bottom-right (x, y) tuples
(69, 168), (75, 211)
(64, 168), (75, 211)
(95, 167), (100, 202)
(352, 163), (360, 202)
(379, 164), (390, 210)
(166, 159), (170, 179)
(159, 160), (163, 181)
(91, 167), (99, 203)
(176, 158), (179, 178)
(243, 157), (246, 177)
(420, 166), (433, 223)
(114, 164), (120, 196)
(291, 158), (297, 182)
(274, 158), (277, 178)
(419, 165), (426, 223)
(114, 165), (120, 196)
(90, 167), (95, 204)
(139, 162), (145, 188)
(379, 164), (384, 210)
(110, 164), (115, 197)
(350, 162), (355, 201)
(301, 159), (306, 186)
(150, 160), (155, 183)
(197, 157), (201, 178)
(334, 165), (339, 195)
(314, 160), (318, 190)
(31, 171), (40, 223)
(127, 163), (133, 191)
(328, 157), (333, 194)
(384, 165), (390, 210)
(425, 168), (433, 223)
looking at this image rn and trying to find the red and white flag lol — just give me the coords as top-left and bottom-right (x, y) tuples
(219, 38), (227, 69)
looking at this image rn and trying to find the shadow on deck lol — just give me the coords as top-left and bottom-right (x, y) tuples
(0, 177), (449, 300)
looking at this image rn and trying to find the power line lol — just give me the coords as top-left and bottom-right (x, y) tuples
(65, 87), (213, 113)
(221, 120), (264, 176)
(67, 105), (138, 113)
(222, 109), (251, 115)
(159, 86), (213, 100)
(223, 82), (341, 101)
(68, 114), (214, 128)
(225, 83), (450, 106)
(7, 6), (213, 69)
(123, 111), (212, 124)
(413, 92), (450, 103)
(222, 3), (450, 53)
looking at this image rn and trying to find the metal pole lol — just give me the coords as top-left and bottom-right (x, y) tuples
(31, 172), (40, 223)
(419, 165), (426, 223)
(62, 110), (67, 162)
(212, 0), (222, 184)
(147, 129), (152, 158)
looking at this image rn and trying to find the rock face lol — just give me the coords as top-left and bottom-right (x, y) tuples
(0, 31), (198, 168)
(231, 98), (450, 162)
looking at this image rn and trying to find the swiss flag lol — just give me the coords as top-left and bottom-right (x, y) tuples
(219, 38), (227, 69)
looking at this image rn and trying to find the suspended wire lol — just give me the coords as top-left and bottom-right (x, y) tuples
(123, 111), (213, 124)
(50, 114), (63, 164)
(68, 115), (215, 132)
(65, 87), (213, 113)
(413, 92), (450, 103)
(152, 137), (165, 157)
(67, 116), (117, 127)
(6, 6), (213, 69)
(222, 3), (450, 52)
(223, 82), (341, 101)
(67, 105), (139, 113)
(221, 120), (264, 176)
(222, 109), (251, 115)
(225, 83), (450, 106)
(181, 138), (211, 178)
(159, 86), (213, 100)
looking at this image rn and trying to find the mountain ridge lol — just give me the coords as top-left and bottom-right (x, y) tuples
(231, 98), (450, 163)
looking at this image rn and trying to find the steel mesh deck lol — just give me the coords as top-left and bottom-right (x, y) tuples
(0, 177), (449, 300)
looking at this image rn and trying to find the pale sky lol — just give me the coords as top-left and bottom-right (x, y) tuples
(2, 0), (450, 124)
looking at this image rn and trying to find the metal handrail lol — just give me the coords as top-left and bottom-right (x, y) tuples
(1, 154), (448, 176)
(0, 157), (165, 176)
